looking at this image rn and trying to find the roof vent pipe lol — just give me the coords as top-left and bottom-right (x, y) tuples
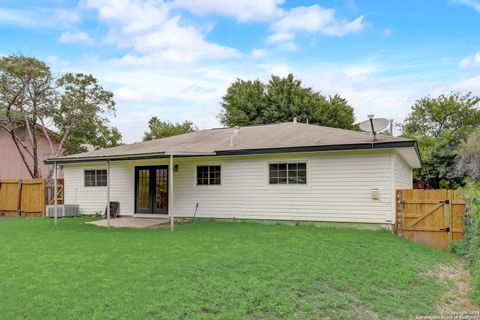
(230, 126), (240, 147)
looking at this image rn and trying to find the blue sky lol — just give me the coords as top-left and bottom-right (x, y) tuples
(1, 0), (480, 142)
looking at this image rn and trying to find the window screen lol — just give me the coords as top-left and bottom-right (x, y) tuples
(84, 170), (107, 187)
(197, 166), (221, 185)
(269, 163), (306, 184)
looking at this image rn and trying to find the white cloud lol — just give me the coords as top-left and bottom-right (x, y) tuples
(266, 5), (364, 50)
(84, 0), (241, 65)
(270, 64), (291, 77)
(271, 5), (364, 36)
(59, 31), (92, 44)
(54, 9), (80, 23)
(0, 8), (53, 28)
(172, 0), (284, 22)
(266, 32), (295, 44)
(250, 49), (268, 59)
(84, 0), (169, 34)
(114, 86), (143, 101)
(0, 7), (80, 28)
(452, 75), (480, 92)
(459, 52), (480, 68)
(344, 64), (379, 77)
(453, 0), (480, 12)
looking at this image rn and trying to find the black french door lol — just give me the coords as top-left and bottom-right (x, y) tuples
(135, 166), (168, 214)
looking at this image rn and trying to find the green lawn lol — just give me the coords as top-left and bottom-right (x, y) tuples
(0, 218), (453, 319)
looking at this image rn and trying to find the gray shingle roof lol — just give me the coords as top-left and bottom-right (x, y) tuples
(48, 122), (416, 163)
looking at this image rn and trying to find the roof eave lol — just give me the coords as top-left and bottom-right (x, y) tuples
(44, 151), (216, 164)
(44, 141), (421, 166)
(216, 140), (419, 156)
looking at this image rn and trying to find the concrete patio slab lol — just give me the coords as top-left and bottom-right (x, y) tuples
(87, 217), (170, 229)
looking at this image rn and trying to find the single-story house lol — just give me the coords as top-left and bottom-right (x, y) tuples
(45, 122), (421, 228)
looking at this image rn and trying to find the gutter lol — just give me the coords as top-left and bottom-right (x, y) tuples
(217, 140), (422, 163)
(44, 140), (421, 165)
(44, 152), (216, 165)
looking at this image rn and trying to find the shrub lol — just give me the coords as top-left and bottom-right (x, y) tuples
(460, 179), (480, 303)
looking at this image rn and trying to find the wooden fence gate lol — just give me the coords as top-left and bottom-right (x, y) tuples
(395, 189), (465, 249)
(0, 179), (64, 217)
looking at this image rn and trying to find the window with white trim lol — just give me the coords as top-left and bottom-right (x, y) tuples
(269, 163), (306, 184)
(84, 169), (107, 187)
(197, 165), (221, 185)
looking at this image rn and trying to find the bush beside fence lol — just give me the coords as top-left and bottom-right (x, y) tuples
(458, 179), (480, 303)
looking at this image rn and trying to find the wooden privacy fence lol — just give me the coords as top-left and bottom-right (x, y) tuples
(0, 179), (63, 217)
(395, 189), (465, 249)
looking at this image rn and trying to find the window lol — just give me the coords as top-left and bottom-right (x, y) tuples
(84, 170), (107, 187)
(269, 163), (306, 185)
(197, 166), (221, 185)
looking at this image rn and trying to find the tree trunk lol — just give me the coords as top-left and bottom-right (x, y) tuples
(46, 124), (73, 179)
(32, 123), (39, 178)
(9, 130), (34, 178)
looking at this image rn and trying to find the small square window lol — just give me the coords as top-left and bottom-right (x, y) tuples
(197, 166), (221, 185)
(84, 169), (108, 187)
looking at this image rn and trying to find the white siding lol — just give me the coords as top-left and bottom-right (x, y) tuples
(393, 151), (413, 190)
(63, 149), (410, 224)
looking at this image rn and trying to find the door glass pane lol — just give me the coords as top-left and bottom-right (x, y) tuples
(138, 169), (150, 209)
(156, 168), (168, 209)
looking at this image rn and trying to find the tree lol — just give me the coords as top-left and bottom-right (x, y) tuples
(402, 92), (480, 188)
(219, 73), (355, 129)
(53, 73), (121, 159)
(456, 128), (480, 180)
(143, 117), (195, 141)
(0, 55), (55, 178)
(219, 79), (266, 127)
(0, 55), (122, 178)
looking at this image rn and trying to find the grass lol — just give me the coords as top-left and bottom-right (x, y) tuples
(0, 218), (453, 319)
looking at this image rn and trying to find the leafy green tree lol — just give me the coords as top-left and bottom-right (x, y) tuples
(0, 55), (122, 178)
(457, 128), (480, 180)
(219, 73), (355, 129)
(143, 117), (195, 141)
(54, 73), (121, 157)
(0, 55), (55, 177)
(219, 79), (266, 127)
(402, 92), (480, 188)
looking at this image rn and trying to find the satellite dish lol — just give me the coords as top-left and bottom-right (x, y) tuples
(358, 115), (390, 141)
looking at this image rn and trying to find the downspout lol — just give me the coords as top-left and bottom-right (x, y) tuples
(169, 154), (174, 231)
(107, 160), (111, 228)
(54, 161), (58, 225)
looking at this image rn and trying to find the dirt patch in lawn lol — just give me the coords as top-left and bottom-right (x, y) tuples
(422, 259), (477, 313)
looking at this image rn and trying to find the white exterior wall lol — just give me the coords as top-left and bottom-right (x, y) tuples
(393, 151), (413, 190)
(63, 149), (414, 225)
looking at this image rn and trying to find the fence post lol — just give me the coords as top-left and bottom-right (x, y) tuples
(448, 189), (453, 245)
(41, 179), (46, 216)
(16, 180), (23, 217)
(395, 190), (402, 235)
(394, 190), (398, 234)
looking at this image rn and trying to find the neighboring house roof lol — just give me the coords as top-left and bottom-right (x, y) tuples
(46, 122), (421, 167)
(0, 121), (62, 143)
